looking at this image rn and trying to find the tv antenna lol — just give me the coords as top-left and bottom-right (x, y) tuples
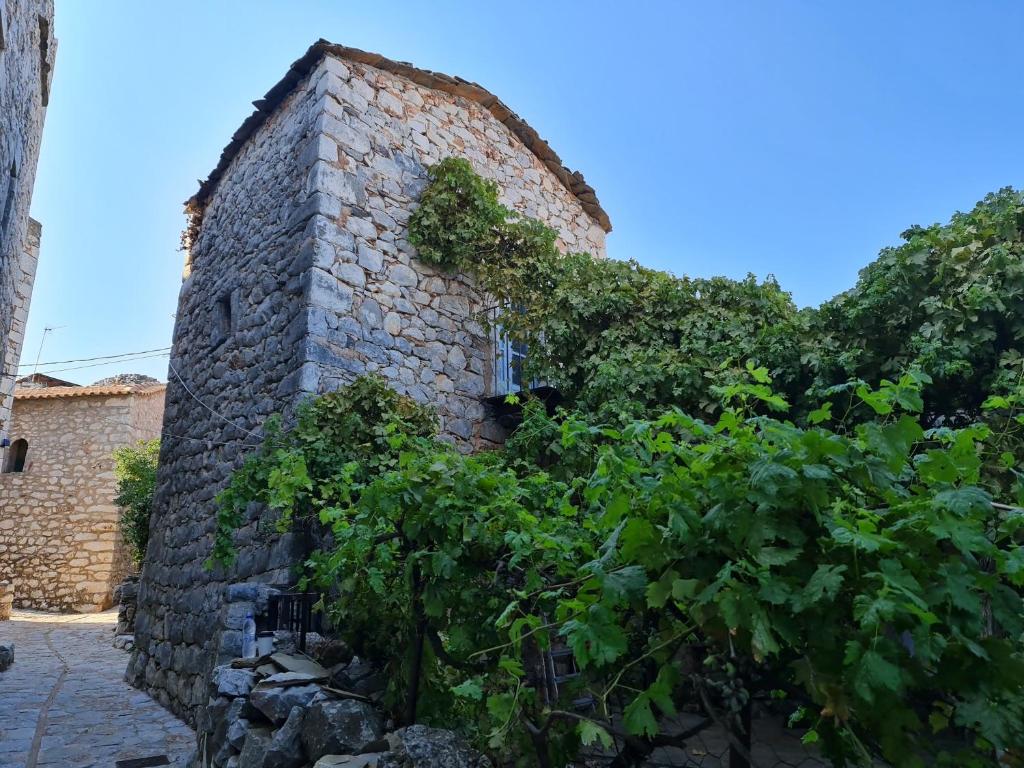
(31, 325), (67, 379)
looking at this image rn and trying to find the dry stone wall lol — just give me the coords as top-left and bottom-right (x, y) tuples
(0, 0), (54, 444)
(0, 388), (163, 611)
(131, 46), (609, 723)
(129, 77), (323, 719)
(0, 220), (40, 456)
(301, 54), (606, 449)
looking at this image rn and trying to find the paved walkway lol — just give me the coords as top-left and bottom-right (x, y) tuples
(0, 609), (194, 768)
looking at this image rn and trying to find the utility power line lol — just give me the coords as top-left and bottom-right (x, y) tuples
(16, 346), (172, 368)
(2, 351), (172, 379)
(27, 353), (171, 377)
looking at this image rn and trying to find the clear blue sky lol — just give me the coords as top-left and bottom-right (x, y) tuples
(23, 0), (1024, 384)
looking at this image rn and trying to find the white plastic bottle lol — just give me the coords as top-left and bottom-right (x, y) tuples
(241, 611), (257, 659)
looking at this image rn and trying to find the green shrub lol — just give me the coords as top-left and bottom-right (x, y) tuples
(211, 372), (1024, 767)
(113, 439), (160, 568)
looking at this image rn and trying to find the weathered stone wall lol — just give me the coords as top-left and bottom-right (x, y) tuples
(301, 54), (606, 449)
(0, 388), (163, 611)
(131, 46), (609, 723)
(0, 219), (40, 459)
(129, 75), (322, 719)
(0, 0), (54, 447)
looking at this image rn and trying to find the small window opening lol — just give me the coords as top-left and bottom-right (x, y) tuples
(38, 15), (51, 106)
(3, 439), (28, 473)
(1, 162), (18, 243)
(0, 5), (7, 51)
(211, 290), (236, 347)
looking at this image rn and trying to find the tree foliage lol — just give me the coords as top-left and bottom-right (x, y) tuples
(810, 188), (1024, 427)
(209, 376), (436, 569)
(113, 439), (161, 568)
(213, 373), (1024, 767)
(410, 161), (1024, 441)
(409, 157), (808, 422)
(209, 163), (1024, 765)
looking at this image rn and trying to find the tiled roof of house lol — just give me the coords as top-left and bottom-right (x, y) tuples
(187, 39), (611, 232)
(14, 383), (166, 400)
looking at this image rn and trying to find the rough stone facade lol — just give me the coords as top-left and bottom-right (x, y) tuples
(0, 381), (165, 611)
(130, 41), (610, 722)
(0, 0), (54, 450)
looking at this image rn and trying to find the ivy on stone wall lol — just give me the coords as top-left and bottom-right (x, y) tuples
(409, 161), (1024, 470)
(409, 158), (810, 422)
(211, 372), (1024, 767)
(207, 163), (1024, 765)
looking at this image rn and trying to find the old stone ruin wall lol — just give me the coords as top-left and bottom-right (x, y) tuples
(302, 53), (606, 450)
(0, 0), (55, 442)
(130, 73), (322, 719)
(189, 580), (492, 768)
(0, 220), (40, 454)
(0, 389), (163, 611)
(130, 49), (608, 723)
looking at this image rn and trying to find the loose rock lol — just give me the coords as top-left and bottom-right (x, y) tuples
(314, 756), (381, 768)
(212, 664), (258, 697)
(250, 682), (321, 725)
(271, 652), (330, 679)
(261, 706), (307, 768)
(0, 642), (13, 671)
(378, 725), (491, 768)
(301, 692), (383, 762)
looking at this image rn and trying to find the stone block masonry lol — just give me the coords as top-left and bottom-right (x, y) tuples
(0, 383), (165, 611)
(0, 218), (40, 446)
(130, 40), (611, 723)
(0, 0), (55, 449)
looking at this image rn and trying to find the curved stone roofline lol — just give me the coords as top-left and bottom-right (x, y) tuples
(186, 39), (612, 233)
(13, 383), (166, 400)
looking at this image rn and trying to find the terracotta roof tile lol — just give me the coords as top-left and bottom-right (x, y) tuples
(14, 383), (166, 400)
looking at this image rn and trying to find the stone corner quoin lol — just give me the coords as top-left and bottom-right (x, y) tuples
(128, 40), (611, 723)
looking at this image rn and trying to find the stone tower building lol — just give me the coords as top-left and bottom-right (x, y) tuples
(129, 40), (611, 720)
(0, 0), (55, 453)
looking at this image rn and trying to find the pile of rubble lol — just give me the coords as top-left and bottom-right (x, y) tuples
(196, 647), (490, 768)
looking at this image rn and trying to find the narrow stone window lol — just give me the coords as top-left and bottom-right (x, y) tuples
(3, 439), (28, 473)
(1, 162), (17, 243)
(0, 4), (6, 51)
(38, 15), (51, 106)
(211, 289), (236, 347)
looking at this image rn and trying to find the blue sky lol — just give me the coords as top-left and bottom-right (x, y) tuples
(23, 0), (1024, 384)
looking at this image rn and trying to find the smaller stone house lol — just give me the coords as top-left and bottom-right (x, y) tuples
(0, 374), (165, 611)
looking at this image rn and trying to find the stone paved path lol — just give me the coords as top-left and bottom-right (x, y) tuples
(0, 610), (193, 768)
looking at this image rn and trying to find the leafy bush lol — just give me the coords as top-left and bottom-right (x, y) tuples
(810, 188), (1024, 427)
(208, 165), (1024, 765)
(409, 158), (809, 422)
(113, 439), (161, 568)
(212, 373), (1024, 767)
(208, 376), (436, 568)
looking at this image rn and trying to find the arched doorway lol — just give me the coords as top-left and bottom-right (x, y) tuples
(3, 439), (28, 473)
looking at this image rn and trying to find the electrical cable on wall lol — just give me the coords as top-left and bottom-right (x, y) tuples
(167, 362), (264, 439)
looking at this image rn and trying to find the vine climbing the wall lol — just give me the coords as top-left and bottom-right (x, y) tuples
(206, 163), (1024, 766)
